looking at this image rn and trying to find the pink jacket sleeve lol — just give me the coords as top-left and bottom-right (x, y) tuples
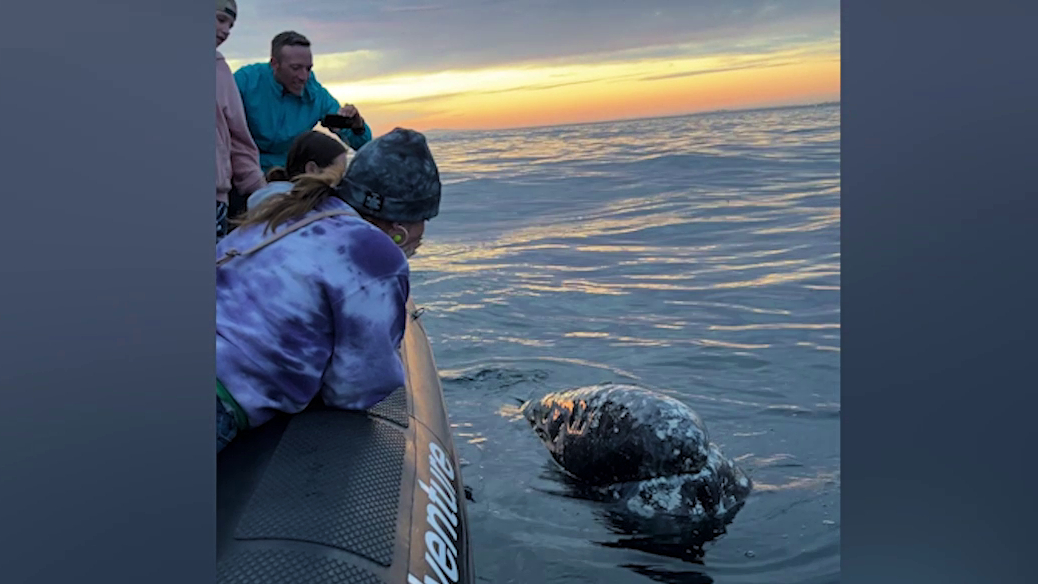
(217, 56), (265, 196)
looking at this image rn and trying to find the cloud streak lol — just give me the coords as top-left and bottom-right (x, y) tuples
(381, 4), (446, 12)
(317, 39), (838, 101)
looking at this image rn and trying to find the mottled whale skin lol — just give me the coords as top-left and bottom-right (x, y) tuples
(521, 383), (752, 526)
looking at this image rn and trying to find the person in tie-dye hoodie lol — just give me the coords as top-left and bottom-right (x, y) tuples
(216, 128), (441, 452)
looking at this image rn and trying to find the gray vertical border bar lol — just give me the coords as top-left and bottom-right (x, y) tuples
(1, 1), (214, 582)
(844, 0), (1038, 582)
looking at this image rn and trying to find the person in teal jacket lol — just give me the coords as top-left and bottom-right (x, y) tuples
(234, 30), (373, 174)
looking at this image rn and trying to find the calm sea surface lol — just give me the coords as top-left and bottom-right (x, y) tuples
(407, 103), (840, 584)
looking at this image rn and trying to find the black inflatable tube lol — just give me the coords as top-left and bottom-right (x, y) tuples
(217, 299), (475, 584)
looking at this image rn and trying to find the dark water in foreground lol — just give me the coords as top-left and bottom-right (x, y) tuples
(409, 104), (840, 583)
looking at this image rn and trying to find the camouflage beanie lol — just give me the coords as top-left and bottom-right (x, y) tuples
(337, 128), (442, 223)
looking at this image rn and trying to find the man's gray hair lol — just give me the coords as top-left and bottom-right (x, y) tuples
(271, 31), (310, 60)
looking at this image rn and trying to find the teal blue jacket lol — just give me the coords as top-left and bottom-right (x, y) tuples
(233, 63), (373, 172)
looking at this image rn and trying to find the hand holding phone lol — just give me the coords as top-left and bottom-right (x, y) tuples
(321, 114), (355, 130)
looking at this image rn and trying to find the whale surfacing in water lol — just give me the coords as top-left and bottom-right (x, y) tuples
(520, 383), (752, 527)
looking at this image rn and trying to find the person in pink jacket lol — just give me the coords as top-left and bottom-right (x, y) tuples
(216, 0), (265, 241)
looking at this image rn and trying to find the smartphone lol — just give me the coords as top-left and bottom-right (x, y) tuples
(321, 114), (356, 129)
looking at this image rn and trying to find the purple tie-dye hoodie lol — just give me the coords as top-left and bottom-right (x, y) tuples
(216, 196), (410, 428)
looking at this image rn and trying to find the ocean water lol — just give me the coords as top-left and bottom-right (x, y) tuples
(410, 103), (840, 584)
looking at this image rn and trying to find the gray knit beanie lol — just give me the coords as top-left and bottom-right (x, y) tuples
(337, 128), (441, 223)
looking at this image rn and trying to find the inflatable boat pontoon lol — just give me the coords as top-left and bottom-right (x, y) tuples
(217, 299), (474, 584)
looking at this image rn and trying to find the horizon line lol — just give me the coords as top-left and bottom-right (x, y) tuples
(416, 100), (841, 135)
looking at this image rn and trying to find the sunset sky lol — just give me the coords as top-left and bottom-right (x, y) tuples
(222, 0), (840, 131)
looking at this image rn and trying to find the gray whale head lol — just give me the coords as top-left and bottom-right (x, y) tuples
(520, 383), (752, 529)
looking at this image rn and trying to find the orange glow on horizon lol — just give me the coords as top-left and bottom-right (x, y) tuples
(390, 58), (841, 131)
